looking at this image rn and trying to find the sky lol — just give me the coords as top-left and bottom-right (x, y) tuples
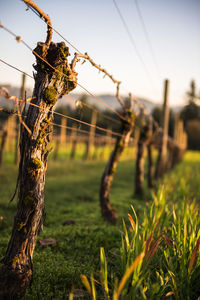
(0, 0), (200, 106)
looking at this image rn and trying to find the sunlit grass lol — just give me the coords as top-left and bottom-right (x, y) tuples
(80, 185), (200, 299)
(0, 151), (199, 299)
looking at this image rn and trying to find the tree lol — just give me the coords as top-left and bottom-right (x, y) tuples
(180, 80), (200, 125)
(181, 80), (200, 122)
(152, 106), (175, 137)
(0, 1), (78, 298)
(180, 80), (200, 149)
(187, 80), (196, 103)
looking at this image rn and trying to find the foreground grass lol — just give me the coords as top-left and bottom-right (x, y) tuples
(0, 151), (200, 299)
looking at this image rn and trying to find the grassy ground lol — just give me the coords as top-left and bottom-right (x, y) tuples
(0, 151), (200, 299)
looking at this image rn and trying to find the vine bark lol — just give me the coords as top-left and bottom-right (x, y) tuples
(100, 111), (135, 224)
(0, 40), (77, 299)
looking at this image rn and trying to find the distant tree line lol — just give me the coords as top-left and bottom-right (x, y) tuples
(151, 80), (200, 150)
(180, 80), (200, 150)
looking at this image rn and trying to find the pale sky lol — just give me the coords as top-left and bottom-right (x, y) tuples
(0, 0), (199, 106)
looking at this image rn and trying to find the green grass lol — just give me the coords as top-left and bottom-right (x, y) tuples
(0, 151), (200, 299)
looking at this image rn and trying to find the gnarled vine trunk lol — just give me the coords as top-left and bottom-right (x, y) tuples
(134, 125), (151, 196)
(100, 114), (134, 224)
(0, 41), (77, 299)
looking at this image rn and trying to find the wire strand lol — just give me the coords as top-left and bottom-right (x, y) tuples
(51, 122), (113, 139)
(26, 4), (82, 54)
(112, 0), (155, 88)
(134, 0), (161, 79)
(52, 109), (122, 137)
(0, 57), (121, 125)
(0, 58), (34, 79)
(76, 82), (124, 120)
(23, 1), (126, 117)
(0, 104), (117, 139)
(1, 93), (123, 138)
(72, 98), (121, 125)
(1, 24), (125, 122)
(1, 23), (160, 132)
(0, 60), (159, 136)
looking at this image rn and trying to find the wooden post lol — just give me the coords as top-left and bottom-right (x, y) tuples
(21, 73), (26, 100)
(84, 110), (97, 160)
(155, 79), (170, 178)
(6, 115), (16, 152)
(0, 12), (78, 296)
(53, 117), (67, 160)
(106, 126), (112, 147)
(53, 135), (60, 160)
(70, 125), (77, 160)
(60, 117), (67, 144)
(92, 136), (99, 160)
(0, 129), (8, 166)
(173, 113), (179, 140)
(15, 73), (26, 165)
(100, 126), (112, 160)
(134, 126), (140, 146)
(99, 136), (106, 160)
(171, 119), (187, 166)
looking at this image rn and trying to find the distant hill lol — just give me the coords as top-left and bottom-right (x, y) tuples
(0, 84), (32, 109)
(57, 93), (184, 113)
(0, 84), (183, 113)
(57, 93), (158, 113)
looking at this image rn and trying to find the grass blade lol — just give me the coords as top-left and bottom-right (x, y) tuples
(128, 213), (136, 231)
(90, 275), (96, 300)
(100, 247), (109, 296)
(122, 219), (130, 250)
(144, 232), (153, 256)
(188, 235), (200, 274)
(80, 275), (92, 296)
(114, 253), (145, 300)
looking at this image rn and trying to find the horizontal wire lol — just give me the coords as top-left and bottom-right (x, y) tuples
(51, 122), (111, 139)
(23, 3), (127, 119)
(0, 105), (19, 116)
(119, 83), (160, 130)
(0, 104), (110, 138)
(1, 24), (160, 133)
(3, 4), (167, 136)
(0, 24), (161, 138)
(27, 4), (82, 54)
(0, 58), (34, 79)
(52, 109), (123, 137)
(112, 0), (155, 89)
(23, 2), (128, 118)
(0, 103), (121, 140)
(134, 0), (161, 80)
(23, 0), (143, 117)
(76, 82), (124, 120)
(0, 57), (120, 125)
(1, 93), (123, 138)
(72, 98), (121, 125)
(0, 77), (158, 136)
(0, 81), (158, 137)
(1, 24), (125, 121)
(0, 99), (158, 142)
